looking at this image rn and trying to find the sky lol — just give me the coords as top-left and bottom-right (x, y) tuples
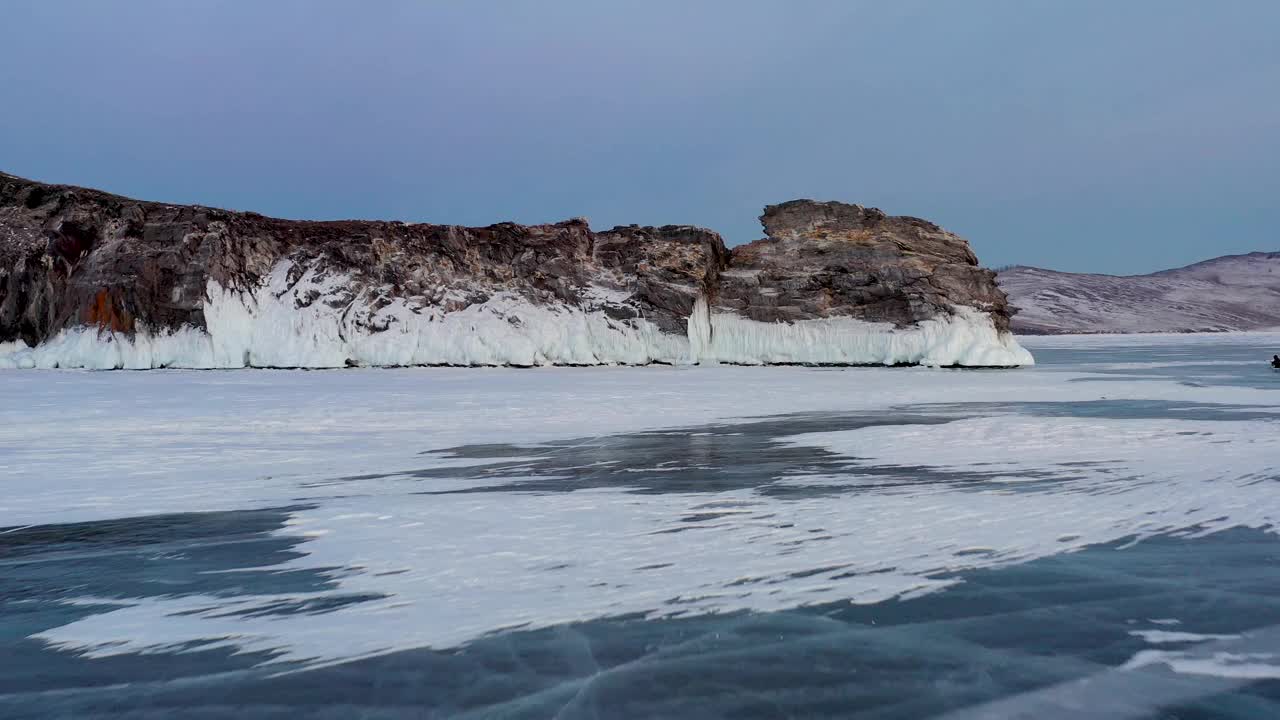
(2, 1), (1277, 275)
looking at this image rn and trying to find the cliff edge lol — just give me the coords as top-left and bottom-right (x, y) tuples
(0, 172), (1030, 368)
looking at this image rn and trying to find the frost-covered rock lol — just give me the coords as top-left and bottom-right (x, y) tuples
(0, 171), (1030, 368)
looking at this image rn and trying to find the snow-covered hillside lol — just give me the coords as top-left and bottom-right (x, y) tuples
(998, 252), (1280, 334)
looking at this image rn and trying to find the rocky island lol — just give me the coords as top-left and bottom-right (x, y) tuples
(0, 172), (1031, 369)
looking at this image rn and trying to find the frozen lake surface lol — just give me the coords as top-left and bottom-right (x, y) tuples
(2, 333), (1279, 718)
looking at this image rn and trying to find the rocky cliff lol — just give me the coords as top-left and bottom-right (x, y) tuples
(999, 254), (1280, 334)
(0, 172), (1030, 368)
(719, 201), (1010, 331)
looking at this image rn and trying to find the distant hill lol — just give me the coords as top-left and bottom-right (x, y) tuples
(997, 252), (1280, 334)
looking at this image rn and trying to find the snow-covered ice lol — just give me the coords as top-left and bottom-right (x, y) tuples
(4, 332), (1279, 671)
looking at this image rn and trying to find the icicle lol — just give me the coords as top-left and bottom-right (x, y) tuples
(686, 294), (713, 364)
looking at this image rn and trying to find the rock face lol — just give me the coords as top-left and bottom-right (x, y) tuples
(0, 172), (1030, 368)
(999, 254), (1280, 334)
(0, 173), (723, 348)
(719, 201), (1011, 332)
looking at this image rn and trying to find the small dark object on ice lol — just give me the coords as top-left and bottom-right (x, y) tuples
(1272, 354), (1280, 369)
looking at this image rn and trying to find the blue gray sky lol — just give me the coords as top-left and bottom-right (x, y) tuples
(3, 1), (1277, 274)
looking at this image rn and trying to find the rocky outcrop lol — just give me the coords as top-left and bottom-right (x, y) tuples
(719, 201), (1011, 332)
(0, 172), (1030, 368)
(0, 173), (723, 348)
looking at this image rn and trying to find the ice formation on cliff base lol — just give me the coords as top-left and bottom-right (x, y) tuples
(0, 263), (1033, 370)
